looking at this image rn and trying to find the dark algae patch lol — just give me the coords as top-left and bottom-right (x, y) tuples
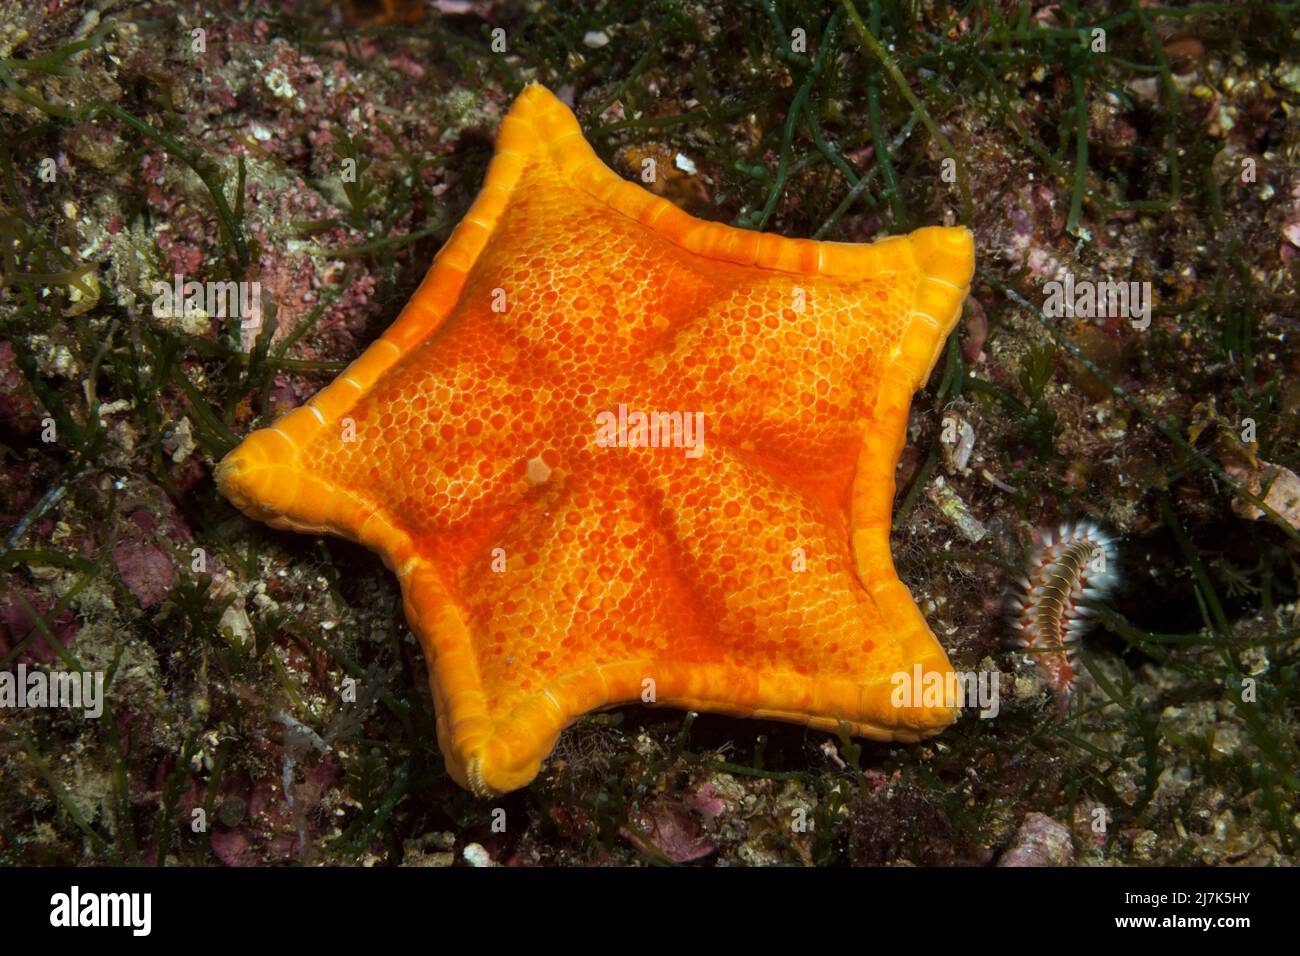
(1, 0), (1297, 866)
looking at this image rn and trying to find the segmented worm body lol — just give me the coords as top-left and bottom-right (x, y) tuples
(1011, 522), (1117, 695)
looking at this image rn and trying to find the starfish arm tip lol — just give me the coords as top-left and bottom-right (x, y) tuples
(891, 226), (977, 388)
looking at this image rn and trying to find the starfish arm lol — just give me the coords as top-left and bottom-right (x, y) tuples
(213, 89), (540, 535)
(407, 463), (708, 793)
(622, 264), (908, 475)
(620, 235), (974, 471)
(628, 443), (959, 735)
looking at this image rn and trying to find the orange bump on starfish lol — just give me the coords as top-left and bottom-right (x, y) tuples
(216, 83), (976, 796)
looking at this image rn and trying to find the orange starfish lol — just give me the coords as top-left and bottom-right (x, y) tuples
(217, 84), (975, 796)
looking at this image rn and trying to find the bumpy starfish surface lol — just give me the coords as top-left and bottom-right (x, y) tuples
(217, 84), (975, 796)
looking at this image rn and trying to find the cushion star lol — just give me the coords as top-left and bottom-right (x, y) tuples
(216, 83), (975, 796)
